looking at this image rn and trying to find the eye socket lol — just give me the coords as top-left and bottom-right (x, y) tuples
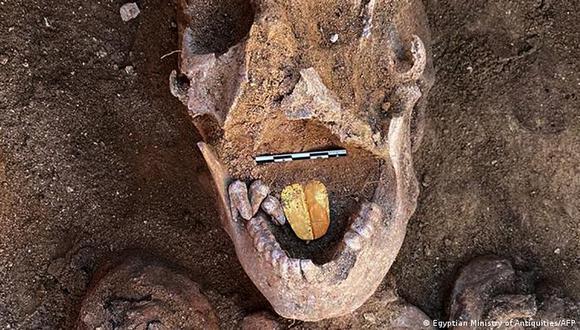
(181, 0), (255, 55)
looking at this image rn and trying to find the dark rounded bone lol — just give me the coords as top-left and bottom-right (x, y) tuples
(260, 195), (286, 226)
(448, 256), (580, 329)
(241, 312), (280, 330)
(485, 294), (537, 323)
(229, 180), (253, 221)
(76, 255), (219, 330)
(535, 293), (580, 330)
(388, 302), (434, 329)
(449, 255), (517, 323)
(249, 180), (270, 216)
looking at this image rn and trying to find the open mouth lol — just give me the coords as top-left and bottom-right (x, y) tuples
(238, 125), (381, 264)
(234, 147), (380, 263)
(235, 191), (385, 284)
(260, 153), (380, 265)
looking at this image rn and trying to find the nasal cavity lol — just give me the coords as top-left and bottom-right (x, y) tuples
(181, 0), (255, 55)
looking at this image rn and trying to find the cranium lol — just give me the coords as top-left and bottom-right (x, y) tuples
(171, 0), (434, 321)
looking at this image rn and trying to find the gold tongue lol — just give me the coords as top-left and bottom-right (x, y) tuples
(281, 181), (330, 241)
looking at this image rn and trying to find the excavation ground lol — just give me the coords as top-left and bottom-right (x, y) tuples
(0, 0), (578, 328)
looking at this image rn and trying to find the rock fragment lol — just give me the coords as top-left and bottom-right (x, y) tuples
(330, 33), (339, 43)
(124, 65), (135, 75)
(120, 3), (140, 22)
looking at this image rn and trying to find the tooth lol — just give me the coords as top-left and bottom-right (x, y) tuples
(230, 205), (239, 221)
(288, 258), (302, 277)
(350, 203), (381, 239)
(269, 240), (281, 251)
(269, 249), (286, 267)
(351, 222), (373, 239)
(228, 180), (252, 220)
(365, 202), (382, 219)
(249, 180), (270, 216)
(261, 195), (286, 226)
(300, 259), (321, 283)
(351, 205), (376, 239)
(246, 217), (262, 238)
(254, 234), (272, 253)
(344, 231), (362, 251)
(257, 218), (270, 231)
(278, 255), (289, 277)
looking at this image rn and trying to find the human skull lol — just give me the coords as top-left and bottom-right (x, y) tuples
(171, 0), (434, 321)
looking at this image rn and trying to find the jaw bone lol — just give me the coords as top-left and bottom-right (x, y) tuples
(181, 0), (430, 321)
(196, 76), (421, 320)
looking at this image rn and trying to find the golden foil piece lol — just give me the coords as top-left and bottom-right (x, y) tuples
(281, 181), (330, 240)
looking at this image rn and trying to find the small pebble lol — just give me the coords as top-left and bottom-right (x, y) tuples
(422, 175), (432, 187)
(330, 33), (339, 43)
(124, 65), (135, 75)
(363, 312), (377, 323)
(120, 3), (140, 22)
(554, 248), (561, 254)
(381, 101), (391, 113)
(0, 55), (8, 65)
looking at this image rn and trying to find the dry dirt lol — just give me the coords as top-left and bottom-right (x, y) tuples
(0, 0), (578, 329)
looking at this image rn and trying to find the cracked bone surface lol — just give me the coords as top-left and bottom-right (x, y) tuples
(449, 256), (580, 330)
(177, 0), (434, 322)
(76, 255), (219, 330)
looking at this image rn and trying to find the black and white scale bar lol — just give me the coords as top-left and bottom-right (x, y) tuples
(255, 149), (347, 164)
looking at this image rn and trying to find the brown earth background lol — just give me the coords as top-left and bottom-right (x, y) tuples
(0, 0), (578, 328)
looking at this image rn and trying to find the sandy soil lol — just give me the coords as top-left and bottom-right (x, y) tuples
(0, 0), (578, 329)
